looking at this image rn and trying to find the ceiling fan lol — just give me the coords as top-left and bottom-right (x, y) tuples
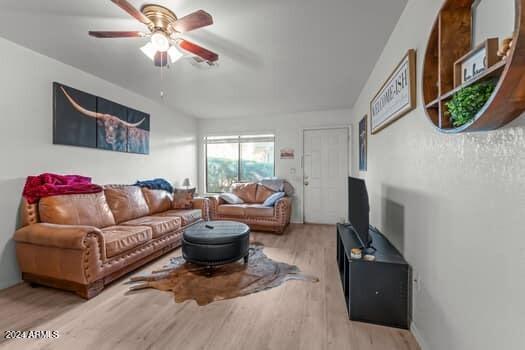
(89, 0), (219, 67)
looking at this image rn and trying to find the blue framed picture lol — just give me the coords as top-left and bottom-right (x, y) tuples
(359, 116), (367, 171)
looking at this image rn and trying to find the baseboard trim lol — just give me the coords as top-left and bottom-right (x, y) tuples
(410, 321), (429, 350)
(0, 279), (22, 291)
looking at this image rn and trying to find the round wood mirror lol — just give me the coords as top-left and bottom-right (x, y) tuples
(422, 0), (525, 133)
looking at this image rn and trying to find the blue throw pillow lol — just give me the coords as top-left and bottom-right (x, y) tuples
(263, 192), (286, 207)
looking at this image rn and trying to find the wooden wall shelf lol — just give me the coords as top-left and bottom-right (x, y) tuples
(422, 0), (525, 133)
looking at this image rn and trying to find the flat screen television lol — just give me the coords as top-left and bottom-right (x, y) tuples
(348, 176), (372, 249)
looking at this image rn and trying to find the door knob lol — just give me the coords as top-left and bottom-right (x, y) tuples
(304, 181), (309, 186)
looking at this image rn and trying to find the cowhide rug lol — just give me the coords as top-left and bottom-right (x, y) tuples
(128, 245), (319, 305)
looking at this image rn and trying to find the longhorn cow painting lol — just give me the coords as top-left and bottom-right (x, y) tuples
(53, 83), (150, 154)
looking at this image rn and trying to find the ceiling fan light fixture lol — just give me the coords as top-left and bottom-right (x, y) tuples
(140, 42), (157, 60)
(151, 31), (170, 52)
(89, 3), (218, 68)
(168, 46), (183, 63)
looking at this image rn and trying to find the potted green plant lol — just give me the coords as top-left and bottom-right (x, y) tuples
(445, 80), (497, 127)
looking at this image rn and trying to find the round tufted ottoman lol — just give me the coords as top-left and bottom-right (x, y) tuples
(182, 221), (250, 266)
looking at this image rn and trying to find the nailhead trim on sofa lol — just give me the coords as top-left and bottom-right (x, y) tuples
(208, 196), (291, 234)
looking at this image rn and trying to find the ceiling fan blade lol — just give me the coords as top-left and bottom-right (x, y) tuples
(111, 0), (152, 26)
(179, 40), (218, 62)
(89, 31), (145, 38)
(154, 51), (169, 67)
(172, 10), (213, 33)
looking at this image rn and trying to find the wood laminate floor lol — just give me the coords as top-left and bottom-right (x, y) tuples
(0, 224), (420, 350)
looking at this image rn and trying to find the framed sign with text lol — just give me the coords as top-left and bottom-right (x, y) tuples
(453, 38), (500, 87)
(370, 49), (416, 134)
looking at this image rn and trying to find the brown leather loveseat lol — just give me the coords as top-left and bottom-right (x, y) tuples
(13, 185), (209, 298)
(208, 182), (292, 234)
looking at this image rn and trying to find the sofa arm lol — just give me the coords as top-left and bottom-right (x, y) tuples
(207, 196), (225, 219)
(208, 196), (226, 205)
(14, 223), (104, 250)
(275, 197), (292, 225)
(192, 197), (210, 220)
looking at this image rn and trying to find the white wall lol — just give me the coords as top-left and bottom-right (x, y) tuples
(350, 0), (525, 349)
(473, 0), (515, 46)
(0, 37), (198, 289)
(198, 109), (353, 223)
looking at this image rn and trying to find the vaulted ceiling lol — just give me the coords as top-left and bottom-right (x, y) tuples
(0, 0), (407, 119)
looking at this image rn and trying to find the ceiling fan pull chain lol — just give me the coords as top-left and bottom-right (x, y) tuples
(160, 58), (165, 99)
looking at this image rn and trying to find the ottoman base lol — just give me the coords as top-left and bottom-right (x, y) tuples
(182, 235), (250, 266)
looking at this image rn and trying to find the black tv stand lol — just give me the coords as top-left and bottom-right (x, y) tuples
(336, 223), (411, 329)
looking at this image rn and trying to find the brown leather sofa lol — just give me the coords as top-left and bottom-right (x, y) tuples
(208, 183), (292, 234)
(13, 185), (209, 299)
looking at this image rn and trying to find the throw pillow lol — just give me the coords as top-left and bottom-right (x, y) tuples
(219, 193), (244, 204)
(262, 192), (285, 207)
(173, 188), (196, 209)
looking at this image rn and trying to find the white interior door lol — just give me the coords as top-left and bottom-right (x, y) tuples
(303, 128), (348, 224)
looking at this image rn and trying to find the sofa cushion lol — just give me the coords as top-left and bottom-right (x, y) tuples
(142, 188), (173, 214)
(244, 204), (275, 217)
(39, 192), (116, 228)
(255, 185), (275, 203)
(217, 204), (246, 217)
(231, 183), (258, 203)
(172, 188), (195, 209)
(219, 193), (244, 204)
(263, 192), (286, 207)
(121, 216), (181, 238)
(104, 185), (150, 223)
(156, 209), (202, 226)
(101, 225), (152, 258)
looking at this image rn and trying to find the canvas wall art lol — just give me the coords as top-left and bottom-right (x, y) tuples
(359, 115), (367, 171)
(53, 85), (97, 149)
(96, 97), (128, 152)
(127, 108), (150, 154)
(53, 82), (150, 154)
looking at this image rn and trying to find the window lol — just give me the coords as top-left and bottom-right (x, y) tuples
(205, 135), (275, 193)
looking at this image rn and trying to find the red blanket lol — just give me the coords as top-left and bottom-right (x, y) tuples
(23, 173), (103, 204)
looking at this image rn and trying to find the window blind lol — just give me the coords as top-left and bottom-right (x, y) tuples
(205, 135), (275, 144)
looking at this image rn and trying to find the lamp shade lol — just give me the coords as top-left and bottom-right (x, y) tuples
(151, 31), (170, 52)
(182, 178), (191, 187)
(168, 46), (183, 63)
(140, 42), (156, 60)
